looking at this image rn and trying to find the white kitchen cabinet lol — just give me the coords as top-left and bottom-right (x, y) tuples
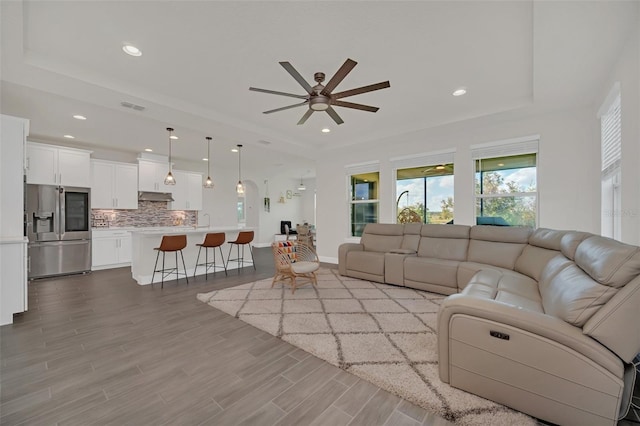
(92, 230), (132, 270)
(26, 142), (91, 187)
(169, 170), (203, 211)
(91, 160), (138, 209)
(138, 159), (171, 192)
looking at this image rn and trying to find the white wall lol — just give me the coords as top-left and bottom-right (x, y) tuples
(315, 105), (599, 262)
(596, 19), (640, 245)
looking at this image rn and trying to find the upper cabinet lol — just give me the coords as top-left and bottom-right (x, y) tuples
(91, 160), (138, 209)
(26, 142), (91, 187)
(138, 159), (171, 192)
(169, 170), (203, 211)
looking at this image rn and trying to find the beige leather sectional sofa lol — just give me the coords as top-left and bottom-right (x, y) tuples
(338, 223), (640, 426)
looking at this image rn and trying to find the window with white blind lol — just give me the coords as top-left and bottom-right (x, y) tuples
(599, 84), (621, 240)
(471, 137), (538, 227)
(346, 161), (379, 237)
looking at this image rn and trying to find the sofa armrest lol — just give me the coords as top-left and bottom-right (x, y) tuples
(338, 243), (363, 275)
(437, 294), (624, 383)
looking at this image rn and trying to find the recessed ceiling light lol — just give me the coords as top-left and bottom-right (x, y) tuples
(122, 44), (142, 57)
(169, 135), (178, 140)
(63, 134), (75, 139)
(202, 158), (208, 161)
(144, 148), (153, 152)
(321, 128), (331, 133)
(73, 115), (87, 120)
(231, 148), (238, 153)
(452, 88), (467, 96)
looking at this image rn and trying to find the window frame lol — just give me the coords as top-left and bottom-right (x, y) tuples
(598, 83), (621, 240)
(390, 149), (456, 224)
(346, 161), (380, 237)
(471, 137), (539, 228)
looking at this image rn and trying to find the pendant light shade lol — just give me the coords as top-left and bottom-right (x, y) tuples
(298, 177), (306, 191)
(164, 127), (176, 185)
(203, 136), (214, 189)
(236, 144), (245, 194)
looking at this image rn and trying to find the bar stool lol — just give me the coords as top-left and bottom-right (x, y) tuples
(194, 232), (228, 279)
(226, 230), (256, 272)
(152, 235), (189, 288)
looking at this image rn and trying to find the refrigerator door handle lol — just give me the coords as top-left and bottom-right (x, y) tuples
(58, 187), (65, 240)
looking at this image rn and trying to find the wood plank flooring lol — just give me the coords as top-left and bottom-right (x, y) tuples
(1, 248), (453, 426)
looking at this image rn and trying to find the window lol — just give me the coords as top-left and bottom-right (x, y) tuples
(347, 162), (379, 237)
(600, 86), (621, 240)
(472, 138), (538, 227)
(396, 164), (454, 224)
(237, 196), (245, 223)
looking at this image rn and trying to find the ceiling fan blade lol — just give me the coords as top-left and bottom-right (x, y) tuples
(321, 58), (357, 96)
(332, 100), (379, 112)
(249, 87), (307, 99)
(297, 109), (314, 125)
(279, 62), (314, 95)
(326, 107), (344, 125)
(263, 102), (308, 114)
(332, 81), (391, 100)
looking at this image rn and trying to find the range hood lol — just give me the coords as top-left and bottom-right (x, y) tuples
(138, 191), (174, 202)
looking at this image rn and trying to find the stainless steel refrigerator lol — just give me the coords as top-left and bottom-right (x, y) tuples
(26, 184), (92, 279)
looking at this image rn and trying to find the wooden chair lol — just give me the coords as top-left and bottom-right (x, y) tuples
(271, 241), (320, 293)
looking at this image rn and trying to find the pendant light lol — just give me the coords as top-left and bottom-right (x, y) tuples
(297, 176), (306, 191)
(164, 127), (176, 185)
(203, 136), (214, 189)
(236, 144), (245, 194)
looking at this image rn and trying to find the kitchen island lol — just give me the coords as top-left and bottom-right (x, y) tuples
(130, 226), (255, 285)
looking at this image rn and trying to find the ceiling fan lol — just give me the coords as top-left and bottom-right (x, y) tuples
(249, 58), (390, 125)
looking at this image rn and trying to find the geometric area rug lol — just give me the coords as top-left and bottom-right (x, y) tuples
(197, 268), (536, 426)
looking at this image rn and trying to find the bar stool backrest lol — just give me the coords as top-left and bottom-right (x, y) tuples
(202, 232), (225, 247)
(159, 235), (187, 252)
(234, 231), (254, 244)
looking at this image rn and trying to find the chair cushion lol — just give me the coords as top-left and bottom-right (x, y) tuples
(291, 261), (320, 274)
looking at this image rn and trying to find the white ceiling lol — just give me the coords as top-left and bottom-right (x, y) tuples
(1, 1), (637, 178)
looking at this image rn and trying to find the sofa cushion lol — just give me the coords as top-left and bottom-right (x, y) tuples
(346, 251), (385, 276)
(528, 227), (566, 250)
(560, 231), (592, 260)
(470, 225), (532, 244)
(515, 246), (565, 282)
(462, 269), (543, 313)
(457, 261), (514, 289)
(467, 226), (531, 270)
(418, 224), (470, 261)
(401, 223), (422, 252)
(421, 224), (471, 238)
(360, 223), (404, 253)
(404, 257), (460, 289)
(574, 235), (640, 288)
(540, 263), (619, 327)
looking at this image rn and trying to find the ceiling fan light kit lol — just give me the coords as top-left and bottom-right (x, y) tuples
(249, 58), (390, 125)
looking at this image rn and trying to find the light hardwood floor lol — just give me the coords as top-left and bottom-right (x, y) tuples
(1, 248), (454, 426)
(3, 248), (637, 425)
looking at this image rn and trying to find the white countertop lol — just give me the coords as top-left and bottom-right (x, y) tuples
(129, 226), (253, 236)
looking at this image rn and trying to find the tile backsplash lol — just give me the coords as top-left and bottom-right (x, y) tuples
(92, 201), (197, 228)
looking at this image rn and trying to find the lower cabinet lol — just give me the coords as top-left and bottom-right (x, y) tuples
(92, 230), (132, 270)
